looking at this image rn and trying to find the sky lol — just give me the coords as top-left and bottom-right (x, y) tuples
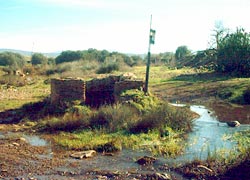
(0, 0), (250, 54)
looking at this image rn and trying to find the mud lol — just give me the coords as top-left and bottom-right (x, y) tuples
(0, 130), (185, 179)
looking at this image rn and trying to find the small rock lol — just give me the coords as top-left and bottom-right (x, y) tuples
(28, 178), (37, 180)
(226, 121), (240, 127)
(70, 150), (97, 159)
(96, 175), (108, 180)
(12, 142), (20, 147)
(102, 152), (114, 156)
(150, 172), (171, 180)
(136, 156), (156, 165)
(18, 137), (27, 142)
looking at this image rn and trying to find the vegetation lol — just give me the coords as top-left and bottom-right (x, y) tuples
(0, 51), (26, 73)
(216, 28), (250, 76)
(55, 49), (143, 67)
(96, 61), (119, 74)
(31, 53), (48, 66)
(175, 45), (191, 61)
(25, 89), (193, 156)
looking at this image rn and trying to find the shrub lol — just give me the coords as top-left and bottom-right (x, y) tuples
(130, 103), (193, 133)
(96, 62), (119, 74)
(243, 88), (250, 104)
(216, 28), (250, 76)
(90, 104), (139, 132)
(95, 139), (122, 153)
(31, 53), (48, 66)
(39, 117), (88, 132)
(21, 98), (67, 121)
(0, 52), (26, 70)
(0, 74), (27, 86)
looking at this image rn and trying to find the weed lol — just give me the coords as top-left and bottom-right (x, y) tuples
(90, 103), (139, 132)
(54, 128), (184, 157)
(120, 89), (159, 113)
(129, 102), (193, 133)
(39, 117), (89, 133)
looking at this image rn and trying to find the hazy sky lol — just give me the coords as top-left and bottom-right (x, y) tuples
(1, 0), (250, 54)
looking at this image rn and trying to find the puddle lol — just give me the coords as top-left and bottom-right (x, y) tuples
(22, 134), (48, 146)
(0, 131), (48, 147)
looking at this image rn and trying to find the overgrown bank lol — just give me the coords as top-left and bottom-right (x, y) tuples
(175, 129), (250, 179)
(10, 90), (195, 157)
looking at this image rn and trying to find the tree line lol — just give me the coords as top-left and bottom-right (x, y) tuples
(1, 26), (250, 77)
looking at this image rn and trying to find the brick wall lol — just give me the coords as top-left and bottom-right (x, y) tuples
(50, 78), (86, 105)
(50, 76), (144, 107)
(85, 76), (120, 107)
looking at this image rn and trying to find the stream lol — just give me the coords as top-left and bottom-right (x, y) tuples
(0, 104), (249, 179)
(176, 105), (250, 162)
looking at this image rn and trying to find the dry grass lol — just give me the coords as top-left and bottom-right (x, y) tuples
(0, 77), (50, 111)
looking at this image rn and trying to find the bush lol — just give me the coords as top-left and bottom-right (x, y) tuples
(31, 53), (48, 66)
(39, 117), (88, 132)
(130, 103), (193, 133)
(216, 28), (250, 76)
(0, 52), (26, 70)
(96, 62), (119, 74)
(45, 64), (71, 75)
(90, 104), (138, 132)
(243, 88), (250, 104)
(0, 74), (27, 86)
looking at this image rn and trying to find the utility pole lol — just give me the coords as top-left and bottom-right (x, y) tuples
(144, 15), (155, 94)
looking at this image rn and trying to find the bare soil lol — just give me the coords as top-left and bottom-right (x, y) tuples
(0, 125), (183, 180)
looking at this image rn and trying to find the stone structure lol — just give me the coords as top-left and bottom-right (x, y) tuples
(50, 78), (86, 105)
(50, 74), (144, 107)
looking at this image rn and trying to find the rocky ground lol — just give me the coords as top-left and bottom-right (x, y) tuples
(0, 125), (182, 180)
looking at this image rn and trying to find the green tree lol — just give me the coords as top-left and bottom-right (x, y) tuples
(216, 28), (250, 76)
(55, 50), (83, 64)
(175, 46), (191, 60)
(48, 57), (55, 65)
(0, 52), (26, 70)
(159, 52), (175, 65)
(31, 53), (48, 66)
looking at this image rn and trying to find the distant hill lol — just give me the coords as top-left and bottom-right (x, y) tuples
(0, 49), (60, 57)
